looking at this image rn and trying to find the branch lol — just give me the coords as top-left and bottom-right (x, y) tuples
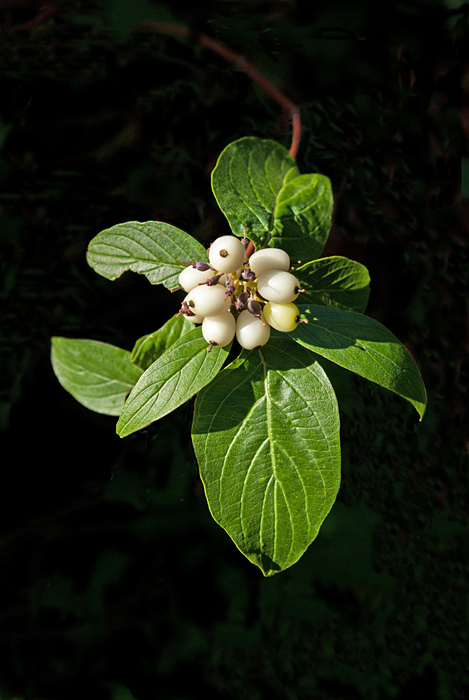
(133, 22), (302, 159)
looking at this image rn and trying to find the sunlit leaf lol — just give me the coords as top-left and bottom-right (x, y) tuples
(192, 338), (341, 576)
(211, 136), (333, 261)
(296, 256), (370, 313)
(293, 304), (427, 419)
(211, 136), (299, 245)
(131, 314), (193, 370)
(86, 221), (208, 291)
(270, 172), (333, 262)
(117, 327), (231, 437)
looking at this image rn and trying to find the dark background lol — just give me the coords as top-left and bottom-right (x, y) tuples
(0, 1), (468, 698)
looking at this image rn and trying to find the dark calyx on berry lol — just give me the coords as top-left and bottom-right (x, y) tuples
(204, 274), (222, 286)
(235, 291), (249, 310)
(247, 299), (262, 318)
(181, 261), (212, 271)
(224, 284), (236, 299)
(241, 268), (256, 282)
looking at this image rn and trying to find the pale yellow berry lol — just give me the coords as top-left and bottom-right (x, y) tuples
(263, 301), (300, 333)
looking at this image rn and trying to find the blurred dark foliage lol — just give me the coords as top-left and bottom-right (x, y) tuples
(0, 0), (468, 699)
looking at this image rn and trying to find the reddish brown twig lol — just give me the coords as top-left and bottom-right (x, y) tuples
(133, 22), (301, 159)
(19, 3), (59, 31)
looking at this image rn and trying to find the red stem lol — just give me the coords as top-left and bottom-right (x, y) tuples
(19, 3), (58, 31)
(133, 22), (301, 159)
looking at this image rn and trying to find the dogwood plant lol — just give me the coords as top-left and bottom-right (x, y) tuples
(51, 137), (427, 576)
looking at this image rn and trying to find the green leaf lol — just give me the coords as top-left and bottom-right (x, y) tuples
(270, 172), (333, 262)
(192, 338), (341, 576)
(116, 327), (231, 438)
(293, 305), (427, 420)
(211, 136), (333, 260)
(211, 137), (299, 246)
(131, 314), (193, 371)
(296, 256), (371, 313)
(86, 221), (208, 291)
(105, 682), (140, 700)
(51, 337), (143, 416)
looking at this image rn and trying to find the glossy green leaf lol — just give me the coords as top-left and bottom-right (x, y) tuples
(51, 337), (143, 416)
(211, 136), (333, 260)
(192, 338), (341, 576)
(270, 173), (333, 262)
(131, 314), (193, 371)
(117, 327), (231, 438)
(211, 137), (299, 245)
(293, 305), (427, 419)
(296, 256), (371, 313)
(86, 221), (208, 291)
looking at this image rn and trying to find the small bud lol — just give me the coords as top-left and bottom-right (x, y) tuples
(181, 260), (212, 271)
(247, 299), (262, 318)
(235, 290), (249, 310)
(224, 284), (236, 299)
(241, 229), (251, 252)
(241, 268), (256, 282)
(202, 274), (222, 286)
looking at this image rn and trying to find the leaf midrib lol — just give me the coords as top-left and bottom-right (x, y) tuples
(119, 343), (212, 432)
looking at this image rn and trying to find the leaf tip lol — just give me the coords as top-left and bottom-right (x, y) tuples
(115, 417), (126, 438)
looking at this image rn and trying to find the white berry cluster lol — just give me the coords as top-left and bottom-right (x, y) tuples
(177, 235), (304, 351)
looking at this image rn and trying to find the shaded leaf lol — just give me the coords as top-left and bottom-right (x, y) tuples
(293, 304), (427, 419)
(192, 338), (341, 576)
(86, 221), (208, 291)
(117, 327), (231, 438)
(106, 682), (140, 700)
(131, 314), (193, 370)
(51, 337), (143, 416)
(296, 256), (370, 313)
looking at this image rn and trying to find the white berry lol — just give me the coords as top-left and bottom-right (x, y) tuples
(209, 235), (246, 273)
(236, 309), (271, 350)
(256, 269), (300, 303)
(248, 248), (290, 278)
(263, 301), (300, 333)
(183, 309), (204, 324)
(184, 284), (230, 317)
(202, 312), (236, 347)
(179, 265), (214, 292)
